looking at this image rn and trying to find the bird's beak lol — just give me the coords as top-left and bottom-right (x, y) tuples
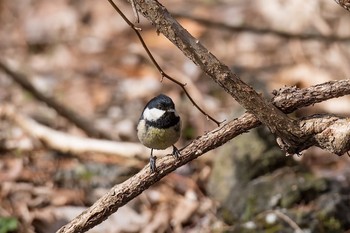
(167, 109), (179, 117)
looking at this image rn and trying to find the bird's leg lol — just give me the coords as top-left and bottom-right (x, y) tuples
(150, 148), (157, 172)
(172, 145), (180, 159)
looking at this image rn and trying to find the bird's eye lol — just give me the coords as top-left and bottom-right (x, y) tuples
(157, 103), (163, 109)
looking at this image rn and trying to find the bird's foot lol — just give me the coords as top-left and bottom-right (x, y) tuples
(172, 145), (180, 159)
(150, 155), (157, 173)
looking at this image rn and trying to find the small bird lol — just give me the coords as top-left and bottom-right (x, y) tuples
(137, 94), (181, 172)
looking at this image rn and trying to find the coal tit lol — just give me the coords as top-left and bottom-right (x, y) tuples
(137, 94), (181, 172)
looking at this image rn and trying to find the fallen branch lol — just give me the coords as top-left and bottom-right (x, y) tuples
(57, 79), (350, 233)
(0, 61), (113, 140)
(0, 104), (149, 160)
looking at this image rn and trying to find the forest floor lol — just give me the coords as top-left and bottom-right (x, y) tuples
(1, 0), (350, 232)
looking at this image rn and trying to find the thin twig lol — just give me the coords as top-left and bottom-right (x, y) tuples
(172, 12), (350, 43)
(120, 0), (314, 155)
(257, 209), (304, 233)
(106, 0), (221, 126)
(273, 210), (305, 233)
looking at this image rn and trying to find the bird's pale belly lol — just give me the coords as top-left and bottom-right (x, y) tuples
(137, 121), (181, 150)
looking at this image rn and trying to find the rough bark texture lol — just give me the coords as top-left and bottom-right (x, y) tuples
(272, 80), (350, 113)
(57, 80), (350, 233)
(301, 115), (350, 155)
(132, 0), (309, 153)
(55, 1), (350, 232)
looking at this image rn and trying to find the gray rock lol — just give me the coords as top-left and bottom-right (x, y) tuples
(207, 127), (350, 232)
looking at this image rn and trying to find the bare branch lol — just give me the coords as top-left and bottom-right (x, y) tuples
(106, 0), (222, 126)
(271, 210), (304, 233)
(125, 0), (311, 153)
(56, 80), (350, 233)
(300, 114), (350, 155)
(0, 61), (113, 140)
(54, 1), (350, 232)
(172, 12), (350, 43)
(272, 80), (350, 113)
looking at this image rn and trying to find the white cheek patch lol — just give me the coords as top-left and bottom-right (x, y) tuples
(143, 107), (165, 121)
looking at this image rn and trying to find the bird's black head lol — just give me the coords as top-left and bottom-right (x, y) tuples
(140, 94), (180, 128)
(146, 94), (175, 110)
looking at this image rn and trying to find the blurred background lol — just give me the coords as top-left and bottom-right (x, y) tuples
(1, 0), (350, 232)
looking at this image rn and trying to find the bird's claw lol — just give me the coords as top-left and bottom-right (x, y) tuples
(150, 155), (157, 173)
(172, 145), (180, 159)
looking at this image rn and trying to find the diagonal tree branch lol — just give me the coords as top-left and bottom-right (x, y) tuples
(123, 0), (309, 153)
(55, 1), (350, 232)
(106, 0), (222, 126)
(57, 79), (350, 233)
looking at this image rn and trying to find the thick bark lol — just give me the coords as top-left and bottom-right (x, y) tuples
(57, 80), (350, 233)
